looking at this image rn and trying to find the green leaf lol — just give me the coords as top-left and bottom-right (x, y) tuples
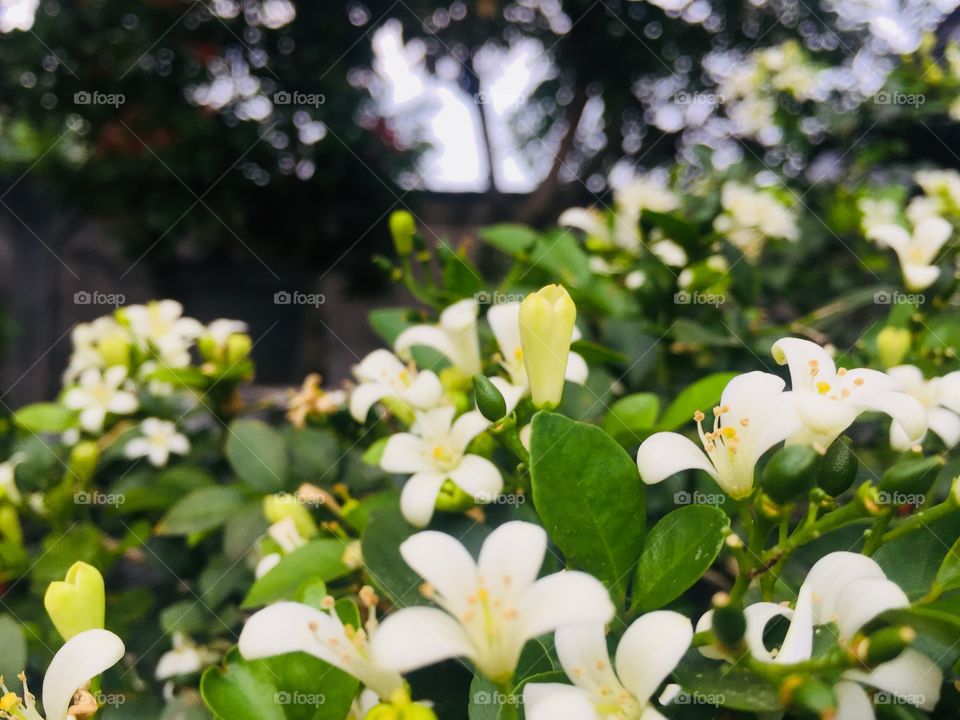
(0, 615), (26, 686)
(113, 465), (215, 514)
(530, 412), (645, 600)
(932, 536), (960, 596)
(657, 372), (738, 432)
(369, 308), (414, 345)
(13, 402), (77, 432)
(602, 393), (660, 446)
(286, 427), (341, 483)
(531, 232), (592, 288)
(631, 505), (730, 612)
(673, 651), (781, 711)
(158, 487), (248, 536)
(226, 419), (289, 492)
(874, 512), (960, 599)
(242, 539), (353, 608)
(478, 224), (539, 255)
(641, 209), (699, 245)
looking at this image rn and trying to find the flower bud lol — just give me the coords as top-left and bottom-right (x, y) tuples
(433, 479), (475, 513)
(44, 561), (106, 641)
(876, 327), (911, 368)
(878, 455), (942, 498)
(0, 505), (22, 544)
(817, 436), (858, 497)
(519, 284), (577, 409)
(710, 593), (746, 647)
(98, 331), (132, 368)
(856, 626), (914, 667)
(763, 445), (819, 504)
(473, 375), (506, 422)
(226, 333), (253, 364)
(69, 441), (100, 486)
(389, 210), (417, 256)
(263, 494), (318, 540)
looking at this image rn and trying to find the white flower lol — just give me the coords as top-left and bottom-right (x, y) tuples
(713, 182), (798, 261)
(124, 300), (204, 367)
(915, 169), (960, 209)
(395, 299), (482, 376)
(0, 452), (26, 505)
(155, 632), (219, 680)
(636, 372), (800, 499)
(772, 338), (927, 451)
(486, 302), (587, 412)
(613, 176), (679, 251)
(0, 628), (125, 720)
(523, 612), (693, 720)
(858, 197), (900, 236)
(380, 407), (501, 527)
(867, 216), (951, 291)
(239, 601), (404, 700)
(559, 207), (609, 244)
(371, 521), (615, 682)
(124, 418), (189, 467)
(64, 366), (139, 433)
(349, 349), (444, 422)
(886, 366), (960, 450)
(204, 318), (248, 351)
(63, 316), (127, 384)
(697, 552), (942, 718)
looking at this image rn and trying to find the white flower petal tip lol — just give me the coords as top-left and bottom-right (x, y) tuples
(42, 629), (125, 720)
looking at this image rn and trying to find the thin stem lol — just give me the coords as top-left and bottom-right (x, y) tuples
(495, 679), (519, 720)
(881, 498), (959, 544)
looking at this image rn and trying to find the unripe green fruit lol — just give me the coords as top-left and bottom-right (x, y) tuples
(763, 445), (819, 504)
(817, 436), (859, 496)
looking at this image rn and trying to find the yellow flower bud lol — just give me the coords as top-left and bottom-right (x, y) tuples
(876, 327), (911, 368)
(226, 333), (253, 364)
(44, 561), (106, 641)
(68, 441), (100, 486)
(519, 284), (577, 409)
(263, 494), (318, 540)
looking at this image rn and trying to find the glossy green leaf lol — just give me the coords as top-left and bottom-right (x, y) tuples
(657, 372), (738, 432)
(158, 487), (248, 536)
(602, 393), (660, 446)
(226, 419), (289, 492)
(478, 224), (539, 255)
(242, 539), (353, 608)
(13, 402), (77, 432)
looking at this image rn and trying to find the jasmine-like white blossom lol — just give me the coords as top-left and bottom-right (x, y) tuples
(713, 182), (798, 261)
(697, 552), (942, 718)
(523, 612), (693, 720)
(63, 366), (139, 433)
(380, 407), (501, 527)
(886, 366), (960, 450)
(0, 452), (26, 505)
(155, 632), (219, 680)
(349, 349), (444, 422)
(636, 372), (800, 498)
(124, 418), (190, 467)
(867, 216), (951, 291)
(394, 298), (482, 376)
(123, 300), (204, 368)
(0, 629), (125, 720)
(772, 338), (927, 452)
(372, 522), (614, 683)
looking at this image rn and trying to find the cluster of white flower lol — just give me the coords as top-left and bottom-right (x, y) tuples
(637, 338), (929, 497)
(712, 181), (799, 261)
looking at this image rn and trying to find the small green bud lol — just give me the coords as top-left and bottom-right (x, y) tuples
(710, 593), (746, 647)
(98, 332), (132, 368)
(434, 479), (475, 513)
(263, 494), (318, 539)
(69, 440), (100, 486)
(856, 626), (915, 667)
(379, 396), (416, 426)
(439, 366), (472, 393)
(878, 455), (942, 499)
(0, 505), (23, 544)
(226, 333), (253, 364)
(389, 210), (417, 256)
(763, 445), (820, 504)
(817, 436), (859, 496)
(44, 561), (106, 641)
(876, 327), (911, 368)
(473, 374), (506, 422)
(780, 675), (836, 719)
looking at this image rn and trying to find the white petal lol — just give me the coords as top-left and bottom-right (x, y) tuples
(834, 680), (875, 720)
(800, 552), (886, 627)
(168, 434), (190, 455)
(886, 365), (925, 390)
(903, 263), (940, 291)
(636, 432), (717, 485)
(833, 578), (908, 639)
(564, 352), (589, 384)
(518, 571), (614, 640)
(914, 216), (952, 259)
(80, 406), (107, 433)
(451, 411), (490, 451)
(867, 223), (911, 252)
(449, 455), (503, 502)
(558, 207), (606, 237)
(554, 624), (621, 696)
(741, 603), (794, 662)
(615, 611), (693, 705)
(777, 587), (813, 664)
(793, 392), (858, 445)
(889, 421), (920, 452)
(106, 392), (138, 414)
(404, 371), (444, 410)
(400, 529), (478, 612)
(855, 391), (928, 445)
(937, 371), (960, 414)
(124, 438), (151, 460)
(355, 349), (407, 382)
(487, 303), (522, 359)
(350, 383), (389, 422)
(148, 445), (169, 467)
(694, 610), (726, 660)
(239, 602), (336, 662)
(372, 607), (476, 673)
(381, 434), (433, 474)
(489, 376), (528, 415)
(43, 629), (125, 720)
(395, 325), (458, 367)
(103, 365), (129, 387)
(400, 472), (447, 528)
(523, 683), (597, 720)
(772, 338), (836, 392)
(478, 522), (546, 607)
(928, 407), (960, 447)
(845, 649), (942, 711)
